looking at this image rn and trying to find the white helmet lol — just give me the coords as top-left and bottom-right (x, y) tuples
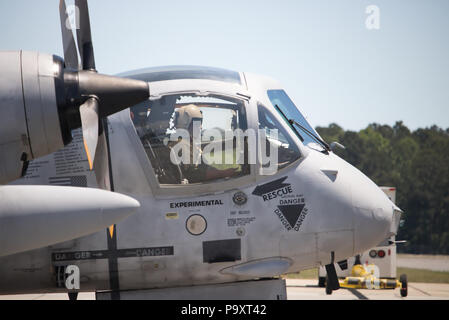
(175, 104), (203, 129)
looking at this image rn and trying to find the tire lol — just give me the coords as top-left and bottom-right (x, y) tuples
(318, 277), (326, 288)
(68, 292), (78, 300)
(325, 276), (333, 295)
(400, 274), (408, 297)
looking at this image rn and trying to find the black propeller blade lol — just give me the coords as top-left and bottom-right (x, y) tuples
(58, 0), (149, 190)
(59, 0), (79, 70)
(75, 0), (96, 71)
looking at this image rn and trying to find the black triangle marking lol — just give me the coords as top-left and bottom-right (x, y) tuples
(277, 204), (305, 228)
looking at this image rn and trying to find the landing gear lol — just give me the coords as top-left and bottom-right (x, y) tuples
(324, 252), (340, 295)
(325, 276), (333, 295)
(318, 276), (326, 288)
(68, 292), (78, 300)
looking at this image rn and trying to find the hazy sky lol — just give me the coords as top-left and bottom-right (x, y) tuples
(1, 0), (448, 131)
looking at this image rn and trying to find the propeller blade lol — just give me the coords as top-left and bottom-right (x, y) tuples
(93, 120), (111, 190)
(56, 0), (148, 194)
(75, 0), (96, 70)
(79, 97), (99, 170)
(59, 0), (80, 70)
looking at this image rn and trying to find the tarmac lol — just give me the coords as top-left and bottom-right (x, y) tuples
(286, 279), (449, 300)
(1, 279), (448, 300)
(1, 254), (448, 300)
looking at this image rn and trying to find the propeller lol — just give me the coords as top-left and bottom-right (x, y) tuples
(58, 0), (149, 189)
(79, 96), (99, 170)
(75, 0), (96, 71)
(59, 0), (79, 70)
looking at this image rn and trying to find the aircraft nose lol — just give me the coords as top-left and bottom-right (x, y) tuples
(349, 172), (396, 253)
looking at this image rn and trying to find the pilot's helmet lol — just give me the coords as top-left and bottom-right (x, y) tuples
(175, 104), (203, 129)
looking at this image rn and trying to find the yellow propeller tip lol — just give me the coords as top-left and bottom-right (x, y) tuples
(83, 139), (94, 170)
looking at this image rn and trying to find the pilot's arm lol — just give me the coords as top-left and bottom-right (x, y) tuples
(181, 160), (239, 183)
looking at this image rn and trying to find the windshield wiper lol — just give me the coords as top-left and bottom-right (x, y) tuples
(274, 105), (304, 142)
(274, 105), (331, 153)
(289, 118), (331, 152)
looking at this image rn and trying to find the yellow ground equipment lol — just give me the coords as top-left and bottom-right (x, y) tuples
(337, 263), (408, 297)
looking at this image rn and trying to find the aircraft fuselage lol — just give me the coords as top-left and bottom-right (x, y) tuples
(0, 67), (398, 295)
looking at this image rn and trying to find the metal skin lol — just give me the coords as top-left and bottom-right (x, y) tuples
(0, 50), (149, 185)
(0, 51), (64, 184)
(0, 68), (399, 295)
(0, 186), (140, 257)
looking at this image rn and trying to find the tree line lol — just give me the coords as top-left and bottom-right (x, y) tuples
(315, 122), (449, 254)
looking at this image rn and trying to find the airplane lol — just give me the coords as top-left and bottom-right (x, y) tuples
(0, 1), (403, 299)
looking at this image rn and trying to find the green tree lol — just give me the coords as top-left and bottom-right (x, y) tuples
(316, 122), (449, 254)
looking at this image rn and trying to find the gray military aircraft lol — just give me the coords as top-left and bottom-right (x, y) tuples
(0, 1), (402, 299)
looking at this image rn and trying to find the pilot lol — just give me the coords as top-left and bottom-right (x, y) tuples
(130, 104), (150, 138)
(174, 104), (204, 136)
(169, 104), (238, 184)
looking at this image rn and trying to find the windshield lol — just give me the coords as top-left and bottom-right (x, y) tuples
(130, 93), (250, 185)
(267, 89), (322, 147)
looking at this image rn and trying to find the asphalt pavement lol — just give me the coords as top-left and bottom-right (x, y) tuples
(1, 279), (448, 300)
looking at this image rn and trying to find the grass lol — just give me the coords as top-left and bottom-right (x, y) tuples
(397, 268), (449, 284)
(283, 268), (318, 280)
(283, 267), (449, 284)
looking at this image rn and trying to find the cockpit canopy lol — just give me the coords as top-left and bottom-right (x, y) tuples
(119, 65), (242, 85)
(123, 66), (325, 193)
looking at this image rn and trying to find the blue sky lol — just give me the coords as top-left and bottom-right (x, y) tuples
(1, 0), (448, 131)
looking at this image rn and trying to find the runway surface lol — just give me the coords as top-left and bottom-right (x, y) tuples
(1, 279), (448, 300)
(286, 279), (449, 300)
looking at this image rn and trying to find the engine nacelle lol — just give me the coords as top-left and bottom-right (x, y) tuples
(0, 51), (69, 184)
(0, 50), (149, 185)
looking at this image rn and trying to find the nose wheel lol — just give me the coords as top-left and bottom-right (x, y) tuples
(68, 292), (78, 300)
(318, 276), (326, 288)
(325, 276), (333, 295)
(324, 253), (340, 295)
